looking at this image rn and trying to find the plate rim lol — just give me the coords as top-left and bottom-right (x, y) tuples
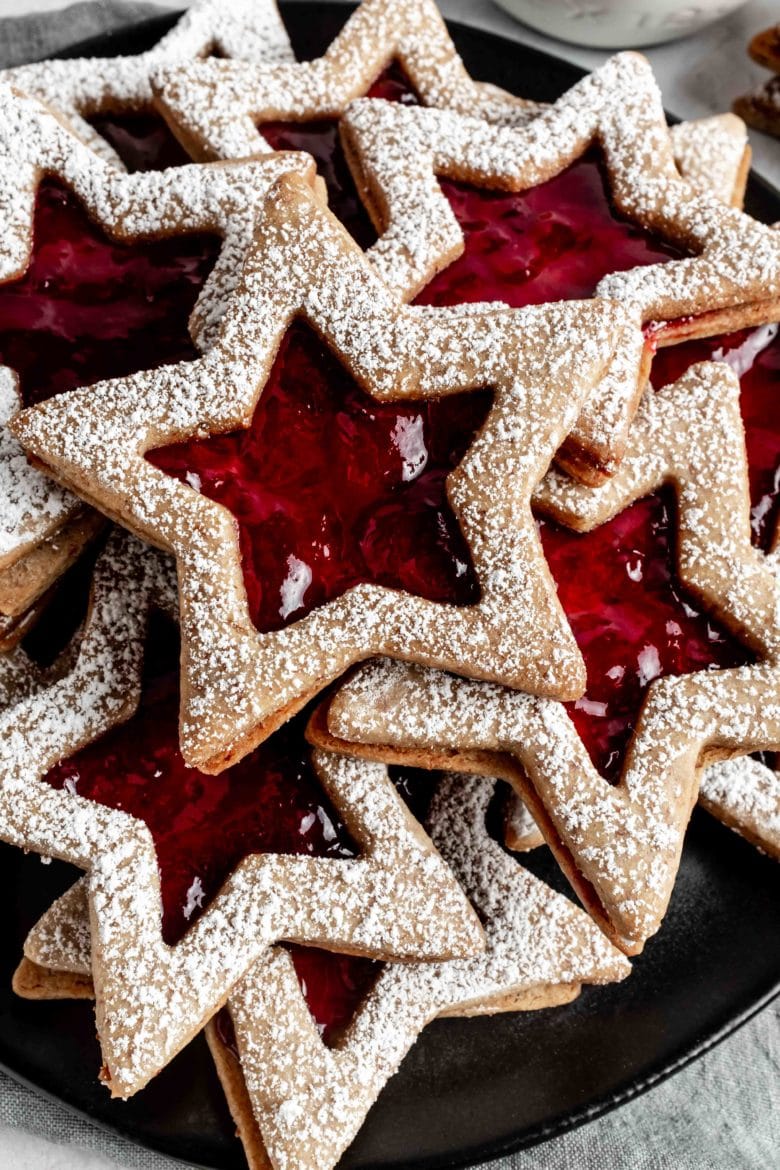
(2, 7), (779, 1169)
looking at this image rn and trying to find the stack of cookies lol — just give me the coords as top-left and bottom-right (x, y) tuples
(0, 2), (777, 1167)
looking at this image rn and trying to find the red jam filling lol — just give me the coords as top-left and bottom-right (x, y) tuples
(0, 179), (219, 408)
(42, 619), (359, 947)
(540, 491), (751, 782)
(287, 946), (380, 1044)
(416, 153), (686, 309)
(85, 112), (193, 172)
(650, 325), (780, 550)
(148, 321), (491, 633)
(214, 946), (379, 1051)
(41, 615), (435, 1036)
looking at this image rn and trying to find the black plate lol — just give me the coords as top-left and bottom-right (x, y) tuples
(2, 6), (779, 1168)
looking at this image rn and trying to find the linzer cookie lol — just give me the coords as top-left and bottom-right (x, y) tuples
(209, 775), (627, 1170)
(315, 640), (780, 955)
(734, 78), (780, 140)
(19, 774), (628, 1170)
(151, 0), (532, 162)
(314, 359), (780, 951)
(502, 340), (780, 855)
(339, 55), (780, 480)
(13, 174), (634, 772)
(1, 0), (295, 169)
(0, 84), (317, 609)
(734, 23), (780, 140)
(0, 527), (483, 1097)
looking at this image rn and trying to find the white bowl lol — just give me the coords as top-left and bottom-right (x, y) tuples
(492, 0), (751, 49)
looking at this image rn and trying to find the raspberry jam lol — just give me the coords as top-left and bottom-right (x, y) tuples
(86, 112), (193, 172)
(651, 324), (780, 550)
(287, 946), (379, 1044)
(148, 321), (491, 633)
(40, 615), (434, 1037)
(541, 492), (751, 782)
(42, 619), (359, 947)
(415, 154), (686, 309)
(0, 179), (219, 408)
(540, 325), (780, 781)
(215, 946), (379, 1051)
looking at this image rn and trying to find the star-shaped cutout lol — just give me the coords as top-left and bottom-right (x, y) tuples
(147, 319), (491, 633)
(151, 0), (531, 163)
(508, 320), (780, 853)
(18, 773), (629, 1170)
(1, 0), (295, 169)
(13, 174), (633, 772)
(0, 85), (317, 605)
(0, 528), (483, 1097)
(313, 361), (780, 953)
(339, 53), (780, 479)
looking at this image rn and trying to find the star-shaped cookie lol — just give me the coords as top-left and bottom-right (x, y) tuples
(0, 528), (482, 1097)
(1, 0), (295, 169)
(151, 0), (531, 162)
(339, 54), (780, 479)
(312, 361), (780, 953)
(13, 173), (634, 772)
(0, 85), (318, 609)
(17, 774), (629, 1170)
(734, 23), (780, 141)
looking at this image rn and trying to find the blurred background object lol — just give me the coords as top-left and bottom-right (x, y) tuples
(492, 0), (753, 50)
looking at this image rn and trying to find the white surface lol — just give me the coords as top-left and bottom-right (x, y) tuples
(491, 0), (753, 50)
(0, 2), (777, 1169)
(0, 1128), (121, 1169)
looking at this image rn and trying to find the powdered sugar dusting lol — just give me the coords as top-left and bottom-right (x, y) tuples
(13, 175), (634, 772)
(326, 543), (780, 954)
(2, 0), (295, 169)
(699, 756), (780, 856)
(153, 0), (531, 163)
(0, 529), (481, 1097)
(339, 53), (779, 475)
(0, 83), (316, 575)
(215, 775), (627, 1170)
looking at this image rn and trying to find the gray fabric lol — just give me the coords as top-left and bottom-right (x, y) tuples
(0, 0), (161, 67)
(0, 3), (777, 1168)
(0, 1004), (777, 1169)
